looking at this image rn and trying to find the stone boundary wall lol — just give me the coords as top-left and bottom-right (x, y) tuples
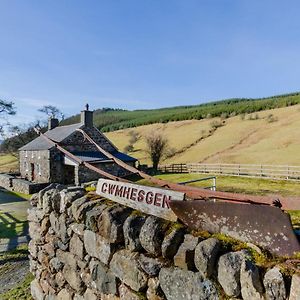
(0, 173), (14, 190)
(28, 184), (300, 300)
(0, 173), (49, 194)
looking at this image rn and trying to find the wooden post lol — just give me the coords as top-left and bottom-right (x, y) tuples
(212, 177), (216, 191)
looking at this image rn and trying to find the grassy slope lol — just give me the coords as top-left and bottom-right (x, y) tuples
(62, 92), (300, 132)
(106, 104), (300, 165)
(0, 154), (18, 173)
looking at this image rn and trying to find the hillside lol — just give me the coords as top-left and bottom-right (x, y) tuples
(105, 104), (300, 165)
(2, 92), (300, 171)
(62, 92), (300, 132)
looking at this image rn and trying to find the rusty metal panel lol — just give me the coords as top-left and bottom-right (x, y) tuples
(170, 200), (300, 257)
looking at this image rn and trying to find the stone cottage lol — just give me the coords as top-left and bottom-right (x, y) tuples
(19, 106), (137, 185)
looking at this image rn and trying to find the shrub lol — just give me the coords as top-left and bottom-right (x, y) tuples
(210, 120), (223, 130)
(124, 144), (134, 153)
(266, 114), (279, 123)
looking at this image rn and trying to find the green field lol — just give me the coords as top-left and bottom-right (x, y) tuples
(139, 173), (300, 197)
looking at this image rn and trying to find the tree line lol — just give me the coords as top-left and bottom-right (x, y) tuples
(61, 92), (300, 132)
(0, 104), (64, 155)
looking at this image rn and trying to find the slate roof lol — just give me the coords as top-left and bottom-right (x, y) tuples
(19, 123), (83, 151)
(71, 151), (137, 163)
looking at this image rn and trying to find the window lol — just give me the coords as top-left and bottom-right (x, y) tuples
(31, 151), (34, 158)
(25, 151), (28, 158)
(36, 164), (42, 176)
(24, 162), (28, 173)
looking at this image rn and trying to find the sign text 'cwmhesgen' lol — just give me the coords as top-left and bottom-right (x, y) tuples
(96, 179), (185, 221)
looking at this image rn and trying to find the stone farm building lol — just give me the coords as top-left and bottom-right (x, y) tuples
(19, 107), (137, 185)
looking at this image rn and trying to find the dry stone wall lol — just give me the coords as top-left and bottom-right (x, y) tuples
(0, 173), (49, 194)
(28, 185), (300, 300)
(0, 173), (14, 189)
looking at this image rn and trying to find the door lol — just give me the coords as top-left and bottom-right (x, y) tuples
(31, 163), (35, 181)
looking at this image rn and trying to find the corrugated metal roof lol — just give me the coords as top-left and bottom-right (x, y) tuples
(19, 123), (83, 151)
(71, 151), (108, 162)
(111, 151), (137, 162)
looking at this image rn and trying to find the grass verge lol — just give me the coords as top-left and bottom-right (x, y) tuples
(0, 272), (34, 300)
(141, 173), (300, 197)
(0, 246), (32, 300)
(289, 211), (300, 230)
(6, 191), (31, 200)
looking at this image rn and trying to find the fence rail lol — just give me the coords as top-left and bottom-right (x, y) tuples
(158, 163), (300, 181)
(178, 176), (217, 191)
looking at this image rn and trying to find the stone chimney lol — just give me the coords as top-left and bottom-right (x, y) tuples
(81, 103), (93, 127)
(48, 118), (59, 130)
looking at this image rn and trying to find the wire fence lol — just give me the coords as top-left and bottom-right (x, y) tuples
(158, 163), (300, 181)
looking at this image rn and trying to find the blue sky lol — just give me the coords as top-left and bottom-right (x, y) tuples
(1, 1), (300, 126)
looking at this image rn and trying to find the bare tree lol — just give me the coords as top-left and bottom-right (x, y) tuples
(0, 99), (16, 135)
(129, 130), (139, 144)
(38, 105), (64, 119)
(145, 131), (168, 171)
(0, 122), (40, 156)
(124, 130), (140, 153)
(0, 99), (15, 115)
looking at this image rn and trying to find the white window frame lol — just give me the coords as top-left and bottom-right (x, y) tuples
(25, 150), (28, 158)
(31, 151), (34, 158)
(25, 161), (28, 173)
